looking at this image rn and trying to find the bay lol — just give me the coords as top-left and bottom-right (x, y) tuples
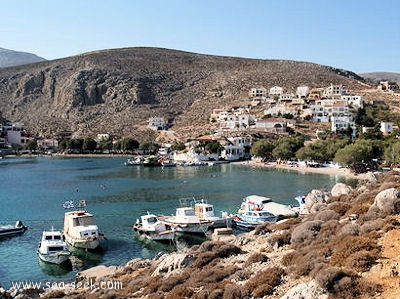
(0, 157), (350, 288)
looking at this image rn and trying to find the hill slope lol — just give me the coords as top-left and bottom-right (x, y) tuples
(0, 47), (370, 140)
(0, 47), (46, 68)
(360, 72), (400, 83)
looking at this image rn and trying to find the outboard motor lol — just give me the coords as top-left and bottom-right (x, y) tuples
(15, 220), (25, 228)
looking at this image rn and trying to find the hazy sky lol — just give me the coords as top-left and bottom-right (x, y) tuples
(1, 0), (399, 73)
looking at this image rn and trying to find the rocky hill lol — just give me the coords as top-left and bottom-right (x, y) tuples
(0, 47), (46, 68)
(360, 72), (400, 84)
(0, 47), (371, 140)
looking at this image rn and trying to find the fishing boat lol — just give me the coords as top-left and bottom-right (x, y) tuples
(193, 201), (232, 229)
(37, 228), (71, 264)
(143, 156), (162, 167)
(233, 201), (277, 230)
(133, 213), (175, 242)
(159, 207), (214, 235)
(63, 210), (105, 250)
(243, 195), (298, 219)
(0, 221), (28, 239)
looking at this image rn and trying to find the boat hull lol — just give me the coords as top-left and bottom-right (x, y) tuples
(64, 235), (101, 250)
(134, 228), (175, 243)
(38, 252), (71, 265)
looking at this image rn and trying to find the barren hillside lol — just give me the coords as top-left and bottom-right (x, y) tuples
(0, 47), (370, 140)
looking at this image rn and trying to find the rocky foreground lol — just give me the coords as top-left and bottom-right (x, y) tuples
(3, 171), (400, 299)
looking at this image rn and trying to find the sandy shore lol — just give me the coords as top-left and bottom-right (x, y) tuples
(233, 160), (359, 179)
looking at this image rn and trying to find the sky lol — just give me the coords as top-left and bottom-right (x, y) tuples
(1, 0), (399, 73)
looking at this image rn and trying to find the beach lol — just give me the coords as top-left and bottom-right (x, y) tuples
(234, 160), (359, 179)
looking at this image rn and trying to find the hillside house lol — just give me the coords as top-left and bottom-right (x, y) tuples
(264, 104), (296, 117)
(379, 81), (400, 92)
(308, 88), (324, 100)
(323, 84), (343, 97)
(269, 86), (284, 96)
(249, 87), (267, 98)
(296, 85), (310, 98)
(37, 138), (59, 150)
(331, 117), (357, 137)
(148, 117), (167, 130)
(381, 122), (394, 135)
(219, 114), (255, 131)
(254, 118), (288, 134)
(341, 94), (364, 108)
(279, 93), (295, 103)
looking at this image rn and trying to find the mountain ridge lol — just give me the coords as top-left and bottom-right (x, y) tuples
(0, 47), (372, 140)
(0, 47), (46, 68)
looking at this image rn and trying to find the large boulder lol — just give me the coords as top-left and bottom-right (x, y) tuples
(371, 188), (400, 215)
(304, 189), (331, 214)
(331, 183), (352, 197)
(280, 279), (328, 299)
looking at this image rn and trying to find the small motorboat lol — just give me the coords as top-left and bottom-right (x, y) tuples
(124, 157), (143, 166)
(133, 213), (175, 242)
(0, 221), (28, 239)
(37, 228), (71, 264)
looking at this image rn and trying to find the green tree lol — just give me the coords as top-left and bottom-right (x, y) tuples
(98, 140), (113, 152)
(67, 138), (84, 153)
(171, 141), (186, 151)
(122, 137), (139, 152)
(384, 142), (400, 165)
(58, 140), (67, 152)
(139, 142), (160, 154)
(82, 137), (97, 153)
(205, 141), (222, 154)
(273, 136), (305, 160)
(334, 139), (382, 172)
(25, 140), (38, 152)
(250, 140), (275, 160)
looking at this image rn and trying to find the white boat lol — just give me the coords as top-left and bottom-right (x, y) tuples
(193, 201), (232, 229)
(0, 220), (28, 239)
(159, 207), (214, 235)
(124, 157), (143, 166)
(37, 228), (71, 264)
(63, 210), (105, 250)
(133, 213), (175, 242)
(242, 195), (298, 219)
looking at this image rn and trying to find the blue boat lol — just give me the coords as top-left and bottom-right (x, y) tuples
(233, 200), (277, 230)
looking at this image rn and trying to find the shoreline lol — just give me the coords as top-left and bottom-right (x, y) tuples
(232, 160), (359, 179)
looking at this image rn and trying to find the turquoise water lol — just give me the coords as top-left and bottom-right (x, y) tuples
(0, 157), (349, 288)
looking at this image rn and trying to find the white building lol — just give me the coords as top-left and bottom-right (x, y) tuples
(323, 84), (343, 97)
(254, 118), (288, 134)
(148, 117), (167, 130)
(264, 104), (296, 117)
(219, 114), (255, 131)
(1, 122), (31, 146)
(381, 122), (393, 135)
(220, 136), (251, 161)
(279, 93), (295, 103)
(341, 95), (364, 108)
(249, 87), (267, 98)
(331, 117), (357, 137)
(269, 86), (284, 96)
(296, 86), (310, 98)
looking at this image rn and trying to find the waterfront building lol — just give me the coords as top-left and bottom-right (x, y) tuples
(220, 136), (251, 161)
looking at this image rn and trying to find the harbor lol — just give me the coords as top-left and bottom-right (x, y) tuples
(0, 156), (350, 288)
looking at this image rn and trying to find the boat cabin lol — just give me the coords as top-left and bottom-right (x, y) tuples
(194, 203), (215, 219)
(39, 230), (69, 254)
(64, 211), (99, 239)
(140, 214), (167, 231)
(175, 207), (201, 223)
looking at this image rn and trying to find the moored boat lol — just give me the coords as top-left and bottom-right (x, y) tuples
(37, 228), (71, 264)
(0, 221), (28, 239)
(133, 213), (175, 242)
(124, 157), (144, 166)
(159, 206), (214, 235)
(63, 210), (105, 251)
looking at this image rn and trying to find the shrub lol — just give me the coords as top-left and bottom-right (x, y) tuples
(192, 243), (242, 268)
(330, 235), (380, 272)
(340, 223), (360, 236)
(243, 267), (284, 298)
(315, 267), (381, 299)
(165, 285), (193, 299)
(245, 252), (269, 266)
(222, 284), (242, 299)
(291, 248), (329, 278)
(314, 209), (340, 222)
(254, 222), (272, 235)
(328, 202), (351, 216)
(268, 230), (291, 247)
(360, 219), (385, 234)
(290, 220), (323, 248)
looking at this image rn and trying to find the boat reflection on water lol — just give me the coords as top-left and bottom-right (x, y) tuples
(38, 259), (72, 276)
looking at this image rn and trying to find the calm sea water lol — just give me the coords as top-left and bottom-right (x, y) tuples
(0, 157), (351, 288)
